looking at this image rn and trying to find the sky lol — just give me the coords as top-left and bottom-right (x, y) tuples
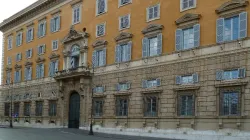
(0, 0), (37, 83)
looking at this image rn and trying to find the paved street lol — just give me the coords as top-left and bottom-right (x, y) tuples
(0, 128), (177, 140)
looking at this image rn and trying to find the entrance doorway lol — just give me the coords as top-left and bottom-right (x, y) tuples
(68, 92), (80, 128)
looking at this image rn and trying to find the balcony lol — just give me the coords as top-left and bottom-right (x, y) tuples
(54, 66), (92, 80)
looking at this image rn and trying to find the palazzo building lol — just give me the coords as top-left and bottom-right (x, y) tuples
(1, 0), (250, 139)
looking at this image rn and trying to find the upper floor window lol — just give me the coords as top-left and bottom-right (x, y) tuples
(25, 66), (32, 81)
(6, 71), (11, 84)
(72, 5), (81, 25)
(116, 82), (131, 91)
(16, 53), (22, 62)
(176, 73), (199, 85)
(37, 44), (46, 55)
(52, 40), (58, 51)
(142, 79), (161, 88)
(96, 0), (107, 15)
(49, 60), (59, 77)
(142, 33), (162, 57)
(7, 36), (13, 50)
(147, 4), (160, 22)
(181, 0), (196, 11)
(38, 21), (46, 38)
(216, 68), (246, 81)
(16, 32), (23, 47)
(26, 49), (32, 59)
(119, 14), (130, 30)
(96, 23), (106, 37)
(217, 12), (247, 43)
(92, 49), (106, 67)
(93, 86), (105, 93)
(14, 70), (21, 83)
(7, 57), (11, 65)
(51, 15), (61, 32)
(26, 27), (34, 43)
(119, 0), (131, 7)
(115, 42), (132, 63)
(36, 63), (44, 79)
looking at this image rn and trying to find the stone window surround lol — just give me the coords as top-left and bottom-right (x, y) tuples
(142, 92), (161, 118)
(72, 3), (82, 25)
(25, 61), (33, 68)
(118, 0), (132, 7)
(142, 24), (163, 38)
(175, 13), (201, 29)
(96, 0), (108, 16)
(36, 56), (46, 64)
(38, 18), (47, 38)
(26, 26), (34, 43)
(215, 0), (249, 18)
(16, 29), (23, 47)
(49, 52), (60, 61)
(180, 0), (197, 12)
(115, 95), (130, 117)
(92, 39), (108, 49)
(114, 32), (133, 45)
(7, 35), (13, 51)
(14, 64), (22, 71)
(96, 22), (106, 38)
(93, 97), (105, 118)
(146, 4), (161, 22)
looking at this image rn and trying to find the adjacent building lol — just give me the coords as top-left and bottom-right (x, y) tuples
(0, 0), (250, 137)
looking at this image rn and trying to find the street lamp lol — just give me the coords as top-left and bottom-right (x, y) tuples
(88, 62), (94, 135)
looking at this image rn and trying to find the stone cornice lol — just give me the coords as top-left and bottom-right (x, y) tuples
(36, 57), (45, 63)
(15, 64), (22, 70)
(5, 66), (12, 72)
(62, 26), (89, 44)
(114, 32), (133, 43)
(142, 24), (164, 35)
(49, 52), (60, 60)
(25, 61), (33, 67)
(175, 13), (201, 25)
(92, 40), (108, 48)
(216, 0), (249, 14)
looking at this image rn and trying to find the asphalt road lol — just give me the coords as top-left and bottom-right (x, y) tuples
(0, 128), (177, 140)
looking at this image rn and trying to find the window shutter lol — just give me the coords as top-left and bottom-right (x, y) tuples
(18, 70), (21, 82)
(116, 84), (120, 91)
(176, 76), (182, 85)
(216, 70), (224, 80)
(26, 50), (28, 58)
(43, 44), (46, 53)
(41, 64), (45, 78)
(142, 37), (149, 58)
(30, 48), (33, 57)
(192, 73), (199, 83)
(43, 21), (47, 36)
(175, 29), (183, 51)
(14, 71), (16, 83)
(37, 46), (40, 55)
(55, 60), (59, 72)
(24, 68), (27, 81)
(20, 53), (22, 60)
(29, 67), (32, 80)
(20, 32), (23, 45)
(16, 36), (18, 46)
(127, 41), (132, 61)
(31, 28), (34, 41)
(102, 48), (106, 66)
(49, 62), (52, 77)
(193, 24), (200, 47)
(36, 65), (39, 79)
(156, 78), (161, 86)
(50, 19), (54, 32)
(157, 33), (162, 55)
(26, 30), (29, 43)
(58, 16), (61, 30)
(238, 68), (246, 78)
(142, 80), (148, 88)
(239, 12), (248, 39)
(37, 25), (40, 37)
(216, 18), (224, 43)
(127, 83), (131, 90)
(115, 45), (121, 63)
(92, 50), (97, 67)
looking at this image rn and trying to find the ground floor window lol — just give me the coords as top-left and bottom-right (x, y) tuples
(36, 101), (43, 116)
(220, 89), (240, 116)
(24, 102), (31, 116)
(144, 95), (158, 117)
(4, 103), (10, 117)
(116, 97), (128, 116)
(94, 99), (104, 117)
(49, 100), (57, 116)
(14, 103), (20, 117)
(178, 93), (195, 116)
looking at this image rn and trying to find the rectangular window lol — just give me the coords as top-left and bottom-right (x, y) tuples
(38, 21), (46, 38)
(51, 16), (61, 32)
(14, 70), (21, 83)
(72, 6), (81, 24)
(94, 86), (105, 93)
(25, 67), (32, 81)
(119, 0), (131, 6)
(220, 92), (240, 116)
(119, 15), (130, 30)
(24, 102), (31, 116)
(52, 40), (58, 51)
(224, 16), (239, 41)
(176, 73), (198, 85)
(94, 99), (104, 117)
(26, 27), (34, 42)
(96, 0), (107, 15)
(36, 101), (43, 116)
(49, 60), (59, 77)
(216, 68), (246, 81)
(142, 79), (161, 88)
(8, 36), (13, 50)
(14, 103), (20, 117)
(144, 96), (157, 117)
(116, 98), (128, 116)
(96, 23), (106, 37)
(6, 72), (11, 84)
(142, 34), (162, 58)
(49, 100), (57, 116)
(7, 57), (11, 65)
(4, 103), (10, 116)
(115, 42), (132, 63)
(183, 28), (194, 50)
(16, 32), (23, 47)
(38, 44), (46, 55)
(26, 49), (32, 58)
(36, 63), (44, 79)
(149, 37), (158, 56)
(16, 53), (22, 61)
(147, 4), (160, 22)
(178, 94), (195, 116)
(181, 0), (195, 11)
(93, 48), (106, 67)
(117, 83), (130, 91)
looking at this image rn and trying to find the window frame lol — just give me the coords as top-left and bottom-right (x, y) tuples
(49, 100), (57, 117)
(16, 31), (23, 47)
(38, 44), (46, 55)
(96, 22), (106, 37)
(7, 36), (13, 50)
(7, 57), (11, 65)
(35, 101), (43, 116)
(25, 66), (32, 81)
(72, 4), (82, 25)
(26, 49), (32, 59)
(177, 92), (195, 117)
(119, 14), (131, 30)
(180, 0), (196, 12)
(119, 0), (132, 7)
(52, 40), (59, 51)
(51, 15), (61, 33)
(93, 98), (104, 117)
(116, 96), (129, 116)
(4, 103), (10, 117)
(96, 0), (107, 16)
(14, 102), (20, 117)
(146, 4), (160, 22)
(24, 102), (31, 117)
(26, 27), (34, 43)
(38, 20), (46, 38)
(144, 95), (158, 117)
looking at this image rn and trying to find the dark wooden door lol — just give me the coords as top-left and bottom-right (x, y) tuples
(68, 93), (80, 128)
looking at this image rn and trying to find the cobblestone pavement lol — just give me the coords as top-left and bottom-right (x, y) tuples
(0, 128), (179, 140)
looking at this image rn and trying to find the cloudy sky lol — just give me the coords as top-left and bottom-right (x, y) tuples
(0, 0), (37, 83)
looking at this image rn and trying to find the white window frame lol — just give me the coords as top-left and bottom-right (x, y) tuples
(7, 36), (13, 50)
(7, 57), (11, 65)
(52, 40), (59, 51)
(16, 53), (22, 62)
(146, 4), (160, 22)
(38, 44), (46, 55)
(96, 22), (106, 37)
(26, 49), (32, 59)
(38, 20), (46, 38)
(72, 4), (82, 25)
(180, 0), (196, 12)
(16, 32), (23, 47)
(119, 0), (132, 7)
(51, 15), (61, 33)
(26, 27), (34, 43)
(119, 14), (131, 30)
(96, 0), (108, 16)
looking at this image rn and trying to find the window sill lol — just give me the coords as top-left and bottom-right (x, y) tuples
(218, 115), (243, 119)
(51, 30), (60, 34)
(215, 79), (248, 87)
(119, 2), (132, 8)
(147, 17), (160, 23)
(174, 46), (199, 53)
(38, 35), (46, 39)
(27, 40), (34, 43)
(114, 91), (131, 96)
(115, 116), (128, 119)
(52, 49), (58, 52)
(94, 116), (103, 119)
(141, 88), (163, 94)
(176, 116), (196, 119)
(93, 93), (106, 98)
(119, 26), (130, 31)
(173, 84), (200, 91)
(180, 6), (196, 12)
(96, 12), (107, 17)
(143, 117), (158, 119)
(96, 34), (105, 38)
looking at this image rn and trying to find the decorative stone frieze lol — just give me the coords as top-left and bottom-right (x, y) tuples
(114, 32), (133, 44)
(5, 66), (12, 71)
(62, 26), (89, 44)
(175, 13), (201, 28)
(14, 64), (22, 70)
(25, 61), (33, 67)
(51, 9), (61, 15)
(71, 0), (83, 7)
(36, 57), (45, 63)
(141, 24), (164, 37)
(49, 52), (60, 60)
(216, 0), (249, 17)
(92, 40), (108, 48)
